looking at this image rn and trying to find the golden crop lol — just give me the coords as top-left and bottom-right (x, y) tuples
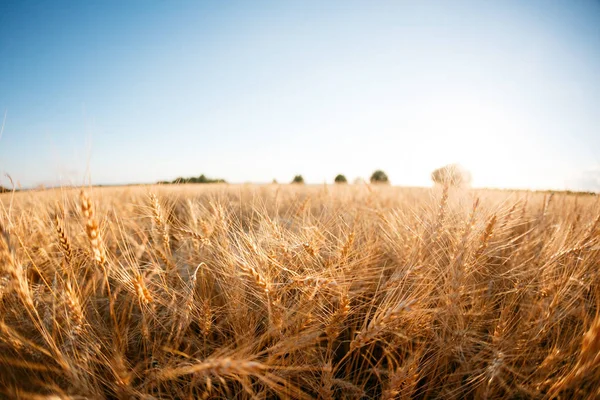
(0, 184), (599, 399)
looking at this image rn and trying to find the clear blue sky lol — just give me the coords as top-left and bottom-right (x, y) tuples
(1, 1), (599, 190)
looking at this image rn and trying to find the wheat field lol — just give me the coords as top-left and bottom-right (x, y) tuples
(0, 184), (599, 399)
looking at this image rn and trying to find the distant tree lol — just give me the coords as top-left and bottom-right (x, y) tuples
(334, 174), (347, 184)
(370, 170), (389, 184)
(291, 175), (305, 184)
(272, 179), (278, 184)
(431, 164), (471, 187)
(0, 186), (10, 193)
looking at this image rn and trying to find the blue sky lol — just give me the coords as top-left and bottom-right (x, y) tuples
(1, 1), (599, 190)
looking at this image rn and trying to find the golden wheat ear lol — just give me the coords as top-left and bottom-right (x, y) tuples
(149, 192), (171, 254)
(80, 190), (105, 265)
(54, 214), (72, 267)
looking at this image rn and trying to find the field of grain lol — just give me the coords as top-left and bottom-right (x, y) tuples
(0, 184), (599, 399)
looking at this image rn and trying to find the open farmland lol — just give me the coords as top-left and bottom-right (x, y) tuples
(0, 184), (599, 399)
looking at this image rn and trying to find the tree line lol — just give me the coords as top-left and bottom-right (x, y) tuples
(158, 164), (471, 187)
(158, 174), (226, 185)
